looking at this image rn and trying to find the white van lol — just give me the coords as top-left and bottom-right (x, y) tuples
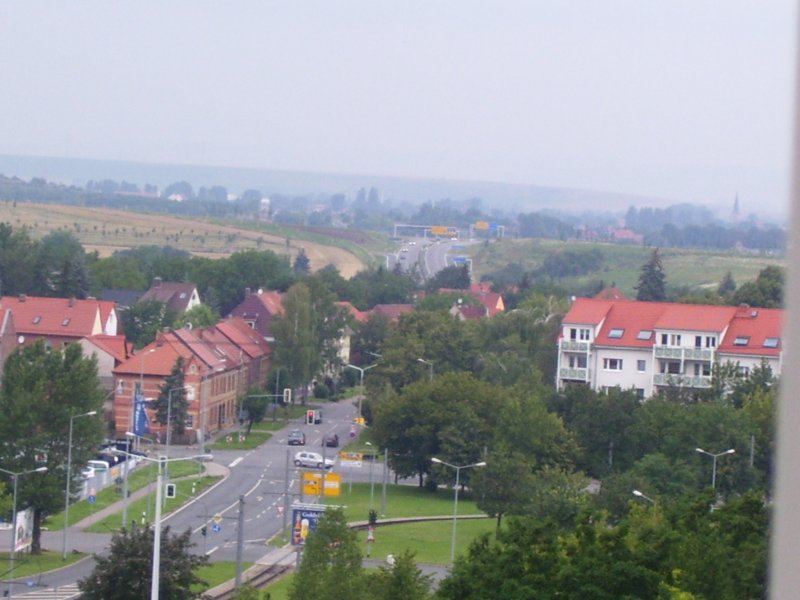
(87, 459), (110, 471)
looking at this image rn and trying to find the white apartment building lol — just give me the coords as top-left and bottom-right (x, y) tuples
(557, 297), (783, 398)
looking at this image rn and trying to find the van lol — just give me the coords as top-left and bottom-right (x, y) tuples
(87, 459), (110, 471)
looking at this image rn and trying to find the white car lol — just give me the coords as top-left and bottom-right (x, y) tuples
(80, 466), (95, 480)
(294, 451), (334, 469)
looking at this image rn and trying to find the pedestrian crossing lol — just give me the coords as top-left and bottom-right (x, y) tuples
(7, 583), (80, 599)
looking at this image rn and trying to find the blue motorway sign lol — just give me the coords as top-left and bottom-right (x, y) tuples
(211, 523), (221, 533)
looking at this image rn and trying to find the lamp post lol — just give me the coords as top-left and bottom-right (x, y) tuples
(632, 489), (655, 504)
(365, 442), (376, 510)
(0, 465), (48, 597)
(417, 358), (434, 382)
(345, 363), (376, 421)
(62, 410), (97, 560)
(431, 457), (486, 564)
(696, 447), (736, 489)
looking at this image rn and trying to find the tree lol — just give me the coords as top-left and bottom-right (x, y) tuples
(175, 303), (220, 329)
(635, 248), (667, 301)
(426, 265), (471, 292)
(0, 341), (104, 553)
(0, 222), (39, 295)
(121, 299), (176, 349)
(717, 271), (736, 296)
(271, 283), (316, 402)
(155, 357), (188, 437)
(366, 550), (433, 600)
(294, 248), (311, 274)
(241, 390), (270, 434)
(730, 265), (784, 308)
(79, 524), (209, 599)
(288, 507), (366, 600)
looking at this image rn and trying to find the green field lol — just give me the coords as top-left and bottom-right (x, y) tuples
(469, 238), (783, 296)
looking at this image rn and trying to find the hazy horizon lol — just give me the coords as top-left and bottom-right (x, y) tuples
(0, 2), (795, 219)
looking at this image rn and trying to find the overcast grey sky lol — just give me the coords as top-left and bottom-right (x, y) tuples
(0, 1), (795, 216)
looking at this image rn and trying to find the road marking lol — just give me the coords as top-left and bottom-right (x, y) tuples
(206, 545), (219, 555)
(11, 583), (81, 599)
(228, 457), (243, 468)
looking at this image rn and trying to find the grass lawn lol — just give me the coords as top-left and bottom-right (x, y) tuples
(320, 482), (480, 522)
(45, 460), (207, 531)
(0, 549), (86, 580)
(195, 561), (254, 591)
(85, 475), (221, 533)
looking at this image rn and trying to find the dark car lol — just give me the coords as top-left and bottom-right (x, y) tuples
(322, 433), (339, 448)
(288, 429), (306, 446)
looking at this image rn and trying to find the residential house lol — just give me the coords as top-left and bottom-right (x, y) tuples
(556, 297), (783, 398)
(1, 295), (119, 349)
(228, 288), (284, 340)
(0, 307), (16, 377)
(138, 277), (201, 315)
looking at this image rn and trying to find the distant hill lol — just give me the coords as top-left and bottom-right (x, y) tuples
(0, 153), (677, 216)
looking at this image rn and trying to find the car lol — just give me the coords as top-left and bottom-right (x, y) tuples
(288, 429), (306, 446)
(80, 466), (95, 480)
(409, 241), (416, 246)
(322, 433), (339, 448)
(450, 236), (458, 241)
(294, 451), (334, 469)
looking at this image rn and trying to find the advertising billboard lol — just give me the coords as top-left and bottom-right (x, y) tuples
(291, 505), (326, 546)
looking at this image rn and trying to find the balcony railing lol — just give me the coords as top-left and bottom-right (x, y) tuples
(561, 340), (589, 352)
(654, 346), (714, 361)
(559, 367), (589, 381)
(653, 373), (712, 388)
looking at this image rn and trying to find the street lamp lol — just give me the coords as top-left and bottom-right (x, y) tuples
(417, 358), (434, 382)
(345, 363), (376, 421)
(0, 465), (48, 597)
(365, 442), (376, 510)
(696, 447), (736, 489)
(62, 410), (97, 559)
(632, 489), (655, 504)
(431, 457), (486, 564)
(109, 450), (212, 600)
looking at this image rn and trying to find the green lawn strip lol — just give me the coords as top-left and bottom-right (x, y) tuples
(45, 461), (205, 531)
(207, 430), (271, 451)
(357, 518), (495, 564)
(0, 549), (86, 580)
(85, 475), (220, 533)
(194, 561), (254, 592)
(320, 482), (479, 521)
(262, 572), (293, 600)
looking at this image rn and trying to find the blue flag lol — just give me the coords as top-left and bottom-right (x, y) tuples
(133, 389), (150, 436)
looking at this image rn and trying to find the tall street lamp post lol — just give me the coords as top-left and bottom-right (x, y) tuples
(365, 442), (376, 510)
(632, 489), (655, 504)
(62, 410), (97, 560)
(431, 457), (486, 564)
(696, 447), (736, 489)
(0, 465), (48, 597)
(345, 363), (376, 421)
(417, 358), (434, 382)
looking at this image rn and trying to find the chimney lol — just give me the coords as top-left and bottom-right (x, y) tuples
(153, 277), (162, 288)
(19, 294), (26, 302)
(245, 287), (251, 296)
(69, 297), (75, 307)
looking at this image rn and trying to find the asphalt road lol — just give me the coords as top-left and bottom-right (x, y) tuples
(8, 398), (371, 597)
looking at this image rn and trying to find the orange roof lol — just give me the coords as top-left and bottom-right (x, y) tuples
(336, 301), (368, 323)
(114, 343), (182, 378)
(718, 307), (783, 357)
(370, 304), (414, 321)
(84, 334), (129, 362)
(2, 295), (103, 338)
(254, 291), (284, 316)
(213, 318), (271, 359)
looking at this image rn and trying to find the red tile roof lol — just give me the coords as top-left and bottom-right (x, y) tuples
(84, 334), (129, 362)
(369, 304), (414, 321)
(2, 295), (104, 338)
(336, 301), (368, 323)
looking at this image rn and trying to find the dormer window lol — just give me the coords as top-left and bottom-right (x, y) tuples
(608, 328), (624, 339)
(32, 316), (41, 324)
(734, 336), (750, 346)
(62, 318), (71, 326)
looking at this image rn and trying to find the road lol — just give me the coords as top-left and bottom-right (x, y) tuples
(386, 236), (474, 281)
(7, 399), (371, 598)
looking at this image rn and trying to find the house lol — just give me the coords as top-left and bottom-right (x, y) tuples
(112, 316), (273, 443)
(228, 288), (284, 340)
(368, 304), (415, 321)
(439, 285), (505, 317)
(0, 307), (16, 377)
(1, 295), (119, 349)
(556, 297), (783, 398)
(138, 277), (201, 315)
(78, 334), (131, 391)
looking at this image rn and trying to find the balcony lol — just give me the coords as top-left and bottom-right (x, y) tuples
(653, 346), (714, 361)
(559, 367), (589, 382)
(653, 373), (712, 388)
(561, 340), (589, 352)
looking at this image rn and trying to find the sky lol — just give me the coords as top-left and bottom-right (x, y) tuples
(0, 1), (796, 217)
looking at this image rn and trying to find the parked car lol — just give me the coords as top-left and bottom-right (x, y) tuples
(80, 466), (96, 480)
(294, 451), (334, 469)
(288, 429), (306, 446)
(322, 433), (339, 448)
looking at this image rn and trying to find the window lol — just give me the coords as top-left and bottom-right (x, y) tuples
(695, 336), (702, 348)
(661, 361), (681, 375)
(706, 336), (717, 348)
(608, 328), (624, 339)
(734, 336), (750, 346)
(671, 334), (682, 346)
(580, 328), (590, 341)
(570, 328), (590, 341)
(570, 328), (577, 340)
(62, 318), (71, 326)
(661, 333), (668, 345)
(637, 359), (646, 372)
(764, 337), (780, 348)
(32, 316), (41, 324)
(737, 365), (751, 377)
(637, 330), (653, 340)
(635, 388), (645, 399)
(568, 355), (587, 368)
(603, 358), (623, 371)
(185, 415), (194, 428)
(694, 363), (711, 376)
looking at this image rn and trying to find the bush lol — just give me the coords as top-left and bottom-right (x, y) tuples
(313, 382), (329, 399)
(424, 477), (438, 493)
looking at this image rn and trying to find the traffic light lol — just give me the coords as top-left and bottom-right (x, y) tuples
(283, 387), (292, 405)
(201, 526), (207, 537)
(306, 410), (315, 425)
(165, 483), (176, 498)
